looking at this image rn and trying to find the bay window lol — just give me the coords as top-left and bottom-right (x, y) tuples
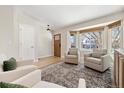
(111, 26), (121, 51)
(108, 20), (121, 52)
(80, 30), (103, 50)
(70, 34), (76, 48)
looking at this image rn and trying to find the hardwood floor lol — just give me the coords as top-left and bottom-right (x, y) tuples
(34, 56), (62, 69)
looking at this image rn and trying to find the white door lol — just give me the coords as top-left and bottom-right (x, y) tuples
(19, 24), (35, 60)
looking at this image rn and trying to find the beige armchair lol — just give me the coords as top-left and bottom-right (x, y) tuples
(84, 49), (111, 72)
(65, 48), (80, 64)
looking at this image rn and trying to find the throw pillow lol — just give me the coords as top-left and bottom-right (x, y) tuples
(0, 82), (27, 88)
(3, 57), (17, 71)
(9, 57), (16, 62)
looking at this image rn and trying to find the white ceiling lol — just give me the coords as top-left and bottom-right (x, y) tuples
(19, 5), (124, 30)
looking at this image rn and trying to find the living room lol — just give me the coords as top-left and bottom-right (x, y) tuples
(0, 4), (124, 90)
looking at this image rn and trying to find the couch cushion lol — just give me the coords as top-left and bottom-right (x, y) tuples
(12, 69), (40, 87)
(0, 65), (37, 82)
(86, 57), (101, 65)
(33, 81), (65, 88)
(69, 48), (78, 55)
(100, 49), (107, 55)
(91, 49), (107, 58)
(16, 60), (34, 67)
(93, 49), (107, 55)
(66, 55), (77, 59)
(17, 65), (37, 71)
(91, 52), (102, 58)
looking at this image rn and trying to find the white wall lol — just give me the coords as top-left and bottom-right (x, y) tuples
(15, 8), (53, 59)
(0, 6), (123, 59)
(0, 6), (16, 58)
(0, 6), (53, 60)
(53, 11), (124, 57)
(36, 25), (53, 58)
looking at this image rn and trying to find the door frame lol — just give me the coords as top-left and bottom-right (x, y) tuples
(19, 24), (36, 60)
(54, 34), (61, 57)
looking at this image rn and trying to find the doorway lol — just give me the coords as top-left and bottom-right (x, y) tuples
(19, 24), (35, 60)
(54, 34), (61, 57)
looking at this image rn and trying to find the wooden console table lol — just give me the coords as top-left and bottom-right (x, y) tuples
(114, 49), (124, 88)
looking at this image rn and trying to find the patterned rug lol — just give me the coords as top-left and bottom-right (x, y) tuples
(41, 62), (112, 88)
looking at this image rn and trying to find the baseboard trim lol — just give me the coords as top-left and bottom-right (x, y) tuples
(37, 55), (53, 60)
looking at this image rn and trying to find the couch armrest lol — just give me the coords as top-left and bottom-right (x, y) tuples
(64, 51), (68, 56)
(101, 54), (111, 62)
(0, 65), (37, 82)
(84, 53), (91, 61)
(12, 70), (41, 88)
(101, 54), (111, 68)
(64, 51), (69, 60)
(17, 60), (34, 67)
(78, 78), (86, 88)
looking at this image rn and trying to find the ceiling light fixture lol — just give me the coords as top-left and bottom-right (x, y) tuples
(47, 25), (51, 31)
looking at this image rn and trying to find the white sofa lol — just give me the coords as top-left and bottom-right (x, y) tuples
(12, 70), (86, 88)
(0, 60), (86, 88)
(0, 60), (37, 82)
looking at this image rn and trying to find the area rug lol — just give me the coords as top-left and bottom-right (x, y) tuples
(41, 62), (112, 88)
